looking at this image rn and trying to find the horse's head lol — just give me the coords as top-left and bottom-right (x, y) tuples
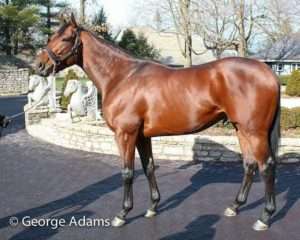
(36, 13), (82, 77)
(29, 75), (43, 91)
(64, 79), (79, 97)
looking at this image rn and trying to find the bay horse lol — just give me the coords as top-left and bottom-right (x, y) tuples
(36, 14), (281, 231)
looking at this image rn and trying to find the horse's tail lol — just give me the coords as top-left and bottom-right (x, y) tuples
(269, 84), (281, 161)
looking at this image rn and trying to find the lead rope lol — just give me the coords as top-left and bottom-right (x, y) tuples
(7, 85), (51, 121)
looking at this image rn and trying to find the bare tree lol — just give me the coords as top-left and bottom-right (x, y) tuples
(192, 0), (262, 58)
(167, 0), (193, 67)
(193, 0), (237, 59)
(255, 0), (300, 43)
(134, 0), (300, 60)
(231, 0), (258, 57)
(133, 0), (208, 66)
(80, 0), (87, 24)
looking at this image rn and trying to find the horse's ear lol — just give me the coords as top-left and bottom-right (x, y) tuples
(70, 13), (78, 28)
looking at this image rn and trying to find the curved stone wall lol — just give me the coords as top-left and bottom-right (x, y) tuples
(25, 111), (300, 163)
(0, 68), (29, 96)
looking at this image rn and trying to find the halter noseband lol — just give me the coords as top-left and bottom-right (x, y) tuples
(44, 28), (82, 73)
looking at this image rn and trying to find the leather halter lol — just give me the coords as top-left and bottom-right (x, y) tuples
(44, 28), (82, 73)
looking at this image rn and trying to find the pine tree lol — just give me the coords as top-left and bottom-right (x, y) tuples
(0, 0), (39, 55)
(36, 0), (67, 37)
(92, 7), (112, 41)
(118, 29), (160, 60)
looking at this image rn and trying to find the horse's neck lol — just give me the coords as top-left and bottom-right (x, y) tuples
(80, 31), (136, 100)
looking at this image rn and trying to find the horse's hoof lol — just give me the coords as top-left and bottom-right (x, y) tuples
(224, 207), (237, 217)
(111, 216), (126, 227)
(144, 209), (157, 218)
(252, 220), (269, 231)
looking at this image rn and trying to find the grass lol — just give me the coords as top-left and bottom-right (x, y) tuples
(56, 77), (90, 92)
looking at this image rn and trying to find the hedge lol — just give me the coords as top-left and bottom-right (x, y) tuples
(216, 107), (300, 130)
(286, 70), (300, 96)
(278, 75), (290, 86)
(281, 107), (300, 129)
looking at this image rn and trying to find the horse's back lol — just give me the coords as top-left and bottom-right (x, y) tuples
(104, 57), (279, 136)
(138, 57), (279, 136)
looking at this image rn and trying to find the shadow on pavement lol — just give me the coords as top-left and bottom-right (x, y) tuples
(0, 170), (141, 240)
(0, 119), (299, 239)
(161, 214), (219, 240)
(9, 210), (94, 240)
(158, 138), (300, 232)
(0, 172), (122, 229)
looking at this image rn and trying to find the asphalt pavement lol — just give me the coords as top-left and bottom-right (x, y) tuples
(0, 96), (299, 240)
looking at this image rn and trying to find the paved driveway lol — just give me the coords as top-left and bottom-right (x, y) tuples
(0, 96), (300, 240)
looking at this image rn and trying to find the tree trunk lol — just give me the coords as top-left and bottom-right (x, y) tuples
(185, 34), (192, 67)
(46, 3), (51, 37)
(80, 0), (86, 24)
(215, 49), (222, 59)
(180, 0), (192, 67)
(4, 24), (11, 56)
(13, 37), (18, 55)
(235, 0), (247, 57)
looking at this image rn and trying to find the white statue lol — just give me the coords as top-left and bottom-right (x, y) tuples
(47, 75), (58, 111)
(28, 75), (50, 107)
(85, 81), (100, 121)
(64, 79), (88, 121)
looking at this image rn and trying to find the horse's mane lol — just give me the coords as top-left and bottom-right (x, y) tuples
(83, 27), (133, 58)
(56, 22), (161, 63)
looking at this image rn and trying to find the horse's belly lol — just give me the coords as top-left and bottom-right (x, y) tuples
(143, 107), (221, 137)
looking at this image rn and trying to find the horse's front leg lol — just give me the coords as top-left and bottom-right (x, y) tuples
(136, 133), (160, 218)
(111, 128), (139, 227)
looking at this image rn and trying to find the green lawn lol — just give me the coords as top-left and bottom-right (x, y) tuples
(56, 77), (90, 92)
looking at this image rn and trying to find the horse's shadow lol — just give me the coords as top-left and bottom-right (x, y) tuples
(157, 138), (300, 228)
(2, 138), (300, 239)
(161, 214), (219, 240)
(240, 156), (300, 224)
(0, 170), (142, 240)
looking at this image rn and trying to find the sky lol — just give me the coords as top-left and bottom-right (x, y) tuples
(65, 0), (138, 28)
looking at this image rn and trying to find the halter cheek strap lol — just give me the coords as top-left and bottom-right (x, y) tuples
(44, 29), (82, 74)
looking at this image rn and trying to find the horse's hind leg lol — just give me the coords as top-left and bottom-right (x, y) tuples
(224, 130), (258, 217)
(227, 131), (276, 230)
(239, 133), (276, 231)
(136, 133), (160, 218)
(253, 152), (276, 231)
